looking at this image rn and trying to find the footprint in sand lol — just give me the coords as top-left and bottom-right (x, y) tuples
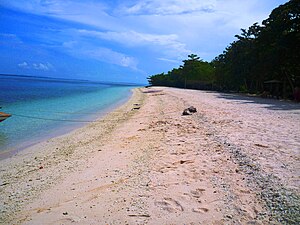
(156, 164), (177, 173)
(155, 197), (184, 212)
(190, 188), (206, 198)
(156, 159), (194, 173)
(173, 159), (195, 166)
(184, 171), (203, 180)
(192, 207), (209, 213)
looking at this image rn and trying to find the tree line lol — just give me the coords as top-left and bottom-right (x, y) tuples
(147, 0), (300, 100)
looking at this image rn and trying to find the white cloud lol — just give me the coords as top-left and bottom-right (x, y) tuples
(76, 29), (191, 59)
(2, 0), (287, 64)
(0, 0), (122, 31)
(62, 41), (138, 69)
(18, 62), (54, 71)
(0, 33), (18, 39)
(1, 0), (281, 31)
(62, 41), (77, 49)
(78, 29), (177, 46)
(83, 47), (138, 69)
(18, 61), (29, 69)
(157, 58), (181, 64)
(32, 62), (54, 71)
(0, 33), (23, 46)
(117, 0), (217, 15)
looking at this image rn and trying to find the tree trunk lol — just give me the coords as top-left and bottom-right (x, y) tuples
(283, 68), (294, 96)
(283, 78), (287, 99)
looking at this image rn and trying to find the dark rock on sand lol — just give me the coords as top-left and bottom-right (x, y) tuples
(188, 106), (197, 113)
(182, 109), (192, 116)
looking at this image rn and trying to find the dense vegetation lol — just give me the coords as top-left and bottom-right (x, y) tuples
(147, 54), (215, 90)
(147, 0), (300, 100)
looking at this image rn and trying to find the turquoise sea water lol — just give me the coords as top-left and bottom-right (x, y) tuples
(0, 75), (136, 157)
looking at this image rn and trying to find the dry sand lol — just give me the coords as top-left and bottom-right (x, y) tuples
(0, 87), (299, 224)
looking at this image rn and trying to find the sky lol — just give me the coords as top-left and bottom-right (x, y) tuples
(0, 0), (288, 84)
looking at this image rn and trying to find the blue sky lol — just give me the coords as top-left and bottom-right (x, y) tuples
(0, 0), (288, 83)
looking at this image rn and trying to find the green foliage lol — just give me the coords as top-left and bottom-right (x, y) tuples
(147, 54), (215, 89)
(148, 0), (300, 99)
(213, 0), (300, 98)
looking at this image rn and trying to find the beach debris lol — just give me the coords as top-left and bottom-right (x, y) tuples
(128, 214), (151, 217)
(254, 143), (268, 148)
(0, 111), (11, 122)
(142, 89), (163, 94)
(182, 106), (197, 116)
(63, 212), (68, 215)
(188, 106), (197, 113)
(182, 109), (192, 116)
(132, 104), (141, 110)
(0, 182), (9, 186)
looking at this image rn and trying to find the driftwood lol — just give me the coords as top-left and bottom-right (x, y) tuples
(132, 107), (140, 110)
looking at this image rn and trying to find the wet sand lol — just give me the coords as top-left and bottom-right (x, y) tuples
(0, 87), (299, 224)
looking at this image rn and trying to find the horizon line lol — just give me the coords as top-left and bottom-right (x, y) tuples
(0, 73), (146, 86)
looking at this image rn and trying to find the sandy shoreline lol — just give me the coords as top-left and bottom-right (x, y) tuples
(0, 87), (299, 224)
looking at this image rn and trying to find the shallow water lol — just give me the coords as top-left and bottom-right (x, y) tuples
(0, 75), (136, 156)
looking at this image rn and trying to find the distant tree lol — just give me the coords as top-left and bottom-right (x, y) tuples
(147, 54), (215, 90)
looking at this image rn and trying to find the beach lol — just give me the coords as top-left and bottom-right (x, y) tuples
(0, 87), (299, 224)
(0, 75), (135, 154)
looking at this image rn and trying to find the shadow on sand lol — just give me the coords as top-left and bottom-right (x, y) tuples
(215, 92), (300, 111)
